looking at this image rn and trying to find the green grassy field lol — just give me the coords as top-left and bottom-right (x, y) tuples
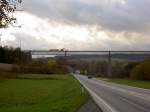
(0, 74), (88, 112)
(108, 79), (150, 89)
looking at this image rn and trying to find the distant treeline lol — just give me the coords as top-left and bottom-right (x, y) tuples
(0, 46), (69, 76)
(70, 57), (150, 80)
(0, 46), (31, 64)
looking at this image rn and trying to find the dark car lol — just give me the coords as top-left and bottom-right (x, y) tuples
(88, 75), (93, 79)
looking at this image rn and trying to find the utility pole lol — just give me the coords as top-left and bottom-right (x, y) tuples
(107, 51), (112, 78)
(19, 38), (22, 50)
(64, 50), (67, 57)
(64, 50), (67, 61)
(19, 38), (22, 64)
(0, 34), (2, 46)
(64, 50), (68, 65)
(0, 33), (2, 47)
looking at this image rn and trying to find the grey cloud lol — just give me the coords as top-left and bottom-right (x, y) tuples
(22, 0), (150, 33)
(4, 0), (150, 50)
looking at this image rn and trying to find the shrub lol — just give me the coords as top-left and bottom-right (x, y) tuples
(11, 58), (69, 74)
(130, 57), (150, 80)
(0, 72), (18, 79)
(124, 62), (139, 77)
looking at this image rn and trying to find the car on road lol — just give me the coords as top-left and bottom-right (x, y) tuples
(87, 75), (93, 79)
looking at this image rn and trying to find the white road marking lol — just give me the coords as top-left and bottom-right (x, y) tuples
(84, 85), (118, 112)
(120, 97), (149, 112)
(74, 74), (150, 112)
(91, 79), (150, 102)
(75, 75), (118, 112)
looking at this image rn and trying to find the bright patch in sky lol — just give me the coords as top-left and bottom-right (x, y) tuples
(111, 0), (126, 4)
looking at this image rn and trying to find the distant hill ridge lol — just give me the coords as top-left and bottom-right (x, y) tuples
(55, 54), (150, 61)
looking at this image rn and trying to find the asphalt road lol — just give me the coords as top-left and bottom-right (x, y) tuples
(74, 74), (150, 112)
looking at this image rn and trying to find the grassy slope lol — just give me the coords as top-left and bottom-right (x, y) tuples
(108, 79), (150, 89)
(0, 75), (88, 112)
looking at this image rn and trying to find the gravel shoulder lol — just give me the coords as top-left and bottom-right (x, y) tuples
(78, 96), (102, 112)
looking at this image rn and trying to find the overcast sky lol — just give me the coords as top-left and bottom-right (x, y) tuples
(1, 0), (150, 50)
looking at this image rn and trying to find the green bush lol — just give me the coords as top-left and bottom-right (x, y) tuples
(11, 58), (69, 75)
(0, 72), (18, 79)
(130, 58), (150, 80)
(112, 62), (139, 78)
(11, 65), (69, 74)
